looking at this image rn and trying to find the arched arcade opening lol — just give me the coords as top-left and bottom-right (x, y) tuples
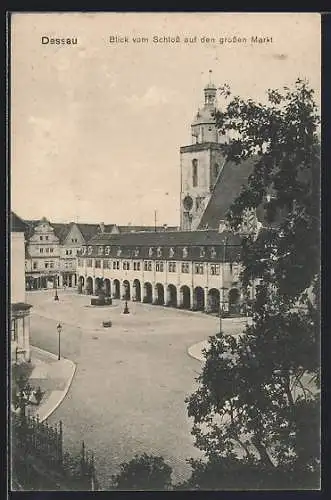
(208, 288), (220, 313)
(86, 276), (93, 295)
(180, 285), (191, 309)
(143, 282), (153, 303)
(133, 279), (141, 301)
(228, 287), (241, 315)
(78, 276), (85, 294)
(154, 283), (165, 305)
(166, 284), (177, 307)
(122, 280), (130, 300)
(113, 279), (120, 299)
(104, 278), (111, 297)
(193, 286), (205, 311)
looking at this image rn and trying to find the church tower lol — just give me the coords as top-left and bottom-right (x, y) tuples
(180, 71), (226, 230)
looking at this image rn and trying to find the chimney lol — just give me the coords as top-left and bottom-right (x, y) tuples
(99, 222), (105, 233)
(218, 220), (227, 233)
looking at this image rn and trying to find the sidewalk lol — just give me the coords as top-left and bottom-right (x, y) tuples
(27, 346), (76, 422)
(187, 317), (251, 362)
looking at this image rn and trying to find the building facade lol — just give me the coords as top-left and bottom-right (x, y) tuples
(24, 220), (105, 290)
(11, 212), (32, 363)
(25, 217), (61, 290)
(76, 230), (254, 315)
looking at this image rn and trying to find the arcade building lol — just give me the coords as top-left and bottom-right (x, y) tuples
(76, 230), (252, 314)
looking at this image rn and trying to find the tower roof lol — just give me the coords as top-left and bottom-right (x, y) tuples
(204, 81), (217, 91)
(192, 108), (216, 126)
(204, 69), (217, 91)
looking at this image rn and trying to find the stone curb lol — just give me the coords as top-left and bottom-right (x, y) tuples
(30, 345), (76, 423)
(187, 320), (250, 363)
(187, 340), (207, 362)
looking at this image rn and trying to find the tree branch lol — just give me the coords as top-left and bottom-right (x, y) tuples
(251, 435), (275, 469)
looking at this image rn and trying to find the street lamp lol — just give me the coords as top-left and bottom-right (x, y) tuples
(54, 274), (59, 301)
(57, 323), (62, 360)
(219, 236), (228, 334)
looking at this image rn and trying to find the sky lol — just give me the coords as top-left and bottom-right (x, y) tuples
(10, 13), (321, 226)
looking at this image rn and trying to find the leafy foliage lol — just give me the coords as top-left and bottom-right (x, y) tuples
(110, 453), (173, 490)
(186, 79), (320, 489)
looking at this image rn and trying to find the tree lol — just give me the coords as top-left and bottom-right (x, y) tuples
(185, 79), (320, 489)
(110, 453), (173, 490)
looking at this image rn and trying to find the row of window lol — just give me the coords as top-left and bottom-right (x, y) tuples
(80, 259), (231, 276)
(81, 245), (221, 259)
(39, 247), (54, 254)
(39, 235), (79, 244)
(32, 261), (56, 270)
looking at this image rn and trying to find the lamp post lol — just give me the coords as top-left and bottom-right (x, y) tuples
(219, 236), (228, 334)
(54, 273), (59, 301)
(57, 323), (62, 360)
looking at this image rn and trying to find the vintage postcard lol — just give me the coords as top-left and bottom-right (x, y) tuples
(9, 12), (321, 491)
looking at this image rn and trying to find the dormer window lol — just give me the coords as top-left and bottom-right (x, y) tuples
(134, 247), (140, 257)
(98, 246), (104, 255)
(148, 247), (154, 257)
(183, 247), (188, 258)
(199, 247), (205, 258)
(117, 247), (122, 257)
(157, 247), (162, 258)
(169, 247), (174, 258)
(87, 246), (93, 255)
(210, 247), (216, 259)
(105, 246), (110, 255)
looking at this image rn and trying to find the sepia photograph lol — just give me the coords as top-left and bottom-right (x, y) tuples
(9, 12), (321, 491)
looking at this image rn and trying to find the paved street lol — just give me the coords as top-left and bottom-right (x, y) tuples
(27, 289), (244, 489)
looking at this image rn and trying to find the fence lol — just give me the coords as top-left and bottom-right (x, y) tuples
(12, 412), (98, 490)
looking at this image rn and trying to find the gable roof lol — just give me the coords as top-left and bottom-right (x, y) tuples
(198, 157), (256, 229)
(11, 212), (28, 233)
(22, 219), (118, 244)
(51, 223), (71, 243)
(76, 223), (103, 242)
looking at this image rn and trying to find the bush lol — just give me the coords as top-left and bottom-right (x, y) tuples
(12, 363), (33, 386)
(33, 387), (45, 406)
(111, 453), (173, 490)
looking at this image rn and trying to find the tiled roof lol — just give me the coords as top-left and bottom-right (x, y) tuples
(117, 225), (179, 233)
(88, 229), (241, 247)
(22, 220), (114, 243)
(51, 223), (71, 243)
(198, 157), (256, 229)
(81, 230), (242, 262)
(11, 212), (27, 232)
(77, 223), (104, 242)
(11, 302), (33, 312)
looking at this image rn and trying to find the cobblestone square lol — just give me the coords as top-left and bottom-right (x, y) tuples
(27, 289), (245, 488)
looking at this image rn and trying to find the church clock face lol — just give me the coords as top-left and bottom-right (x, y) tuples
(183, 195), (193, 211)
